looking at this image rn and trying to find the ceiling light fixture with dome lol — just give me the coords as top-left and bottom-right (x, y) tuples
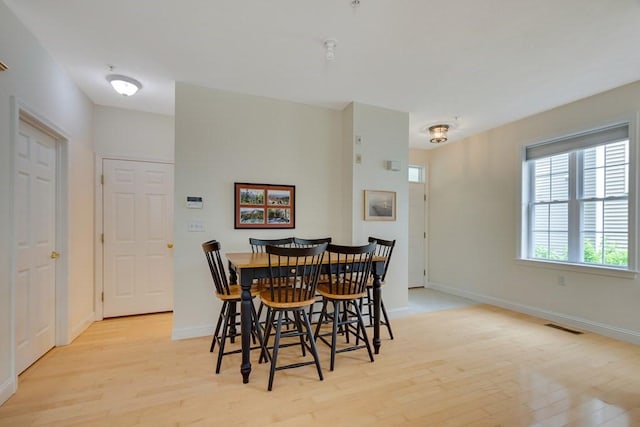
(106, 66), (142, 96)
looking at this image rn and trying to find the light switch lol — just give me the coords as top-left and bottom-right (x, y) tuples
(187, 221), (205, 232)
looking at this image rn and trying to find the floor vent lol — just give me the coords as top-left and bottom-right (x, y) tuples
(544, 323), (583, 335)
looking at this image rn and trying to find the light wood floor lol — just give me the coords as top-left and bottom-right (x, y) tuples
(1, 305), (639, 426)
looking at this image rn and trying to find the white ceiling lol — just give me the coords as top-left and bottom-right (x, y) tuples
(6, 0), (640, 148)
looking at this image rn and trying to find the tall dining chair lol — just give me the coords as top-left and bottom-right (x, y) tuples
(361, 236), (396, 339)
(202, 240), (263, 374)
(260, 243), (328, 391)
(314, 242), (376, 371)
(250, 237), (295, 325)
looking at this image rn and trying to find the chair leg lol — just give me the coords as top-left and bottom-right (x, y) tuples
(301, 309), (323, 381)
(353, 300), (374, 362)
(381, 298), (394, 340)
(216, 302), (232, 374)
(314, 300), (328, 340)
(260, 307), (274, 364)
(210, 301), (226, 352)
(329, 300), (340, 371)
(268, 311), (285, 391)
(294, 310), (307, 357)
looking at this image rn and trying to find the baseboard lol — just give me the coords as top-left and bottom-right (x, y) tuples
(427, 282), (640, 345)
(0, 375), (16, 406)
(172, 324), (214, 341)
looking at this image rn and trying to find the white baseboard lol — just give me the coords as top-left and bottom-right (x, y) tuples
(427, 282), (640, 345)
(172, 324), (214, 341)
(0, 375), (16, 407)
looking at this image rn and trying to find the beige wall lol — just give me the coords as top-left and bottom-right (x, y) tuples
(94, 105), (174, 162)
(0, 2), (95, 404)
(351, 103), (410, 309)
(428, 81), (640, 343)
(173, 84), (410, 338)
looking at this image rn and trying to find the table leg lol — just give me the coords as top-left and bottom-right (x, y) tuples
(372, 269), (382, 355)
(229, 263), (252, 384)
(240, 277), (252, 383)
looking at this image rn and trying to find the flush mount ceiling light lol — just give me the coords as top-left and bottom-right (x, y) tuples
(324, 39), (338, 61)
(421, 117), (459, 144)
(106, 74), (142, 96)
(428, 124), (450, 143)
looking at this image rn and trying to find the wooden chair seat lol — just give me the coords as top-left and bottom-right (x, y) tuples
(216, 284), (260, 301)
(317, 284), (366, 300)
(260, 289), (315, 309)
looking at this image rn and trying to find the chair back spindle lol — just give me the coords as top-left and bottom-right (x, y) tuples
(249, 237), (294, 253)
(202, 240), (231, 296)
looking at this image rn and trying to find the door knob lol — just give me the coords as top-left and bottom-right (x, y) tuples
(50, 251), (60, 259)
(167, 243), (174, 249)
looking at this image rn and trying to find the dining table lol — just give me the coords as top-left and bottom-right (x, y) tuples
(226, 251), (387, 384)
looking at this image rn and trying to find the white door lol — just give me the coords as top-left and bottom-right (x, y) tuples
(408, 181), (426, 288)
(15, 120), (57, 373)
(103, 159), (174, 318)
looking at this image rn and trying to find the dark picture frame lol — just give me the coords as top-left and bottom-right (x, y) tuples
(234, 182), (295, 229)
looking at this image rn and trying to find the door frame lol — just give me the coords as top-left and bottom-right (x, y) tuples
(94, 155), (174, 320)
(408, 163), (429, 287)
(9, 97), (69, 389)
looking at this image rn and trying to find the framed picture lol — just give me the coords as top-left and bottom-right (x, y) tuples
(364, 190), (396, 221)
(234, 183), (295, 229)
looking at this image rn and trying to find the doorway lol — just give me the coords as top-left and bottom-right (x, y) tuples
(100, 159), (174, 318)
(12, 108), (68, 374)
(408, 165), (427, 288)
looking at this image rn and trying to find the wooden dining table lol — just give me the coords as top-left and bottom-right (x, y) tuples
(226, 251), (387, 384)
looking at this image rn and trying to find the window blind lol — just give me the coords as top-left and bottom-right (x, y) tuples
(526, 124), (629, 161)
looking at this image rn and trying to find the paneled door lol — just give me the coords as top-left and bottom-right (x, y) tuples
(103, 159), (174, 318)
(408, 181), (426, 288)
(15, 120), (57, 374)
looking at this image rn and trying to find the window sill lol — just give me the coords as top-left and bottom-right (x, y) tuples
(514, 258), (638, 279)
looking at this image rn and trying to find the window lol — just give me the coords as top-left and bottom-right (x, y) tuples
(523, 123), (633, 269)
(408, 165), (424, 183)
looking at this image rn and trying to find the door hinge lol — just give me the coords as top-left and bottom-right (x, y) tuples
(424, 194), (427, 201)
(101, 292), (104, 302)
(424, 232), (426, 238)
(101, 174), (104, 185)
(424, 269), (426, 276)
(101, 233), (104, 243)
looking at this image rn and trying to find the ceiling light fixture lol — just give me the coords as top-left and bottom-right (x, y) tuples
(106, 74), (142, 96)
(351, 0), (361, 7)
(428, 124), (450, 143)
(324, 39), (337, 61)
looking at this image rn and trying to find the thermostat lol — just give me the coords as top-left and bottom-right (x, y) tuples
(186, 196), (203, 209)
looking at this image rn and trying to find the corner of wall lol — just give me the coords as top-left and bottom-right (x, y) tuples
(0, 375), (16, 406)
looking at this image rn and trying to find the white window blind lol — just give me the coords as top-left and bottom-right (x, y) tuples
(523, 123), (632, 269)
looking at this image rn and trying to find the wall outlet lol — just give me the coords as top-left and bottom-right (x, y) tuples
(557, 275), (566, 286)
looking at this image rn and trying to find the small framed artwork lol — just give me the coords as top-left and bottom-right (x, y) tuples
(234, 183), (295, 229)
(364, 190), (396, 221)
